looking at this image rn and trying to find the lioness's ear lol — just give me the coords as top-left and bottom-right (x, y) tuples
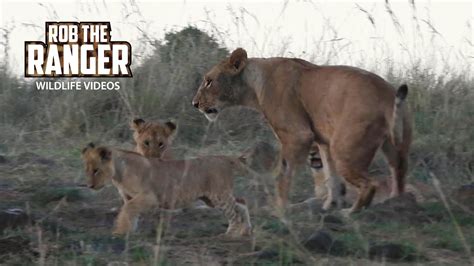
(164, 121), (177, 137)
(229, 48), (247, 72)
(97, 147), (112, 161)
(82, 142), (95, 154)
(130, 118), (145, 130)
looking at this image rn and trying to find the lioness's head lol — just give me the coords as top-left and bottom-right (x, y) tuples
(81, 143), (114, 190)
(130, 118), (177, 158)
(192, 48), (248, 121)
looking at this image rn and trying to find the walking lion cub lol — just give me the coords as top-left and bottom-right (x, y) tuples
(81, 143), (252, 237)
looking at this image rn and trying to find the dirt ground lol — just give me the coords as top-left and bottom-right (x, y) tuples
(0, 148), (472, 265)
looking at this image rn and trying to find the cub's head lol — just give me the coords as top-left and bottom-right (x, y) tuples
(192, 48), (248, 121)
(81, 143), (114, 190)
(130, 118), (177, 158)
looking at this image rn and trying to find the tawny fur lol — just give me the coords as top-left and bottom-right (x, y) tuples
(130, 118), (268, 205)
(192, 48), (412, 213)
(81, 143), (252, 237)
(130, 118), (177, 159)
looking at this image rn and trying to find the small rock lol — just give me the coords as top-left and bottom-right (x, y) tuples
(256, 249), (279, 259)
(322, 214), (344, 225)
(303, 230), (344, 255)
(322, 214), (347, 232)
(357, 193), (429, 223)
(375, 193), (421, 212)
(0, 155), (7, 164)
(369, 243), (416, 262)
(0, 208), (30, 232)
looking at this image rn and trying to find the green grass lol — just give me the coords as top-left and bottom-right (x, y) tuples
(333, 231), (367, 256)
(421, 223), (467, 252)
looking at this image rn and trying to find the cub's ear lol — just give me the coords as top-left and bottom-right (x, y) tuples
(82, 142), (95, 154)
(228, 48), (248, 73)
(130, 118), (145, 130)
(97, 147), (112, 161)
(165, 121), (177, 137)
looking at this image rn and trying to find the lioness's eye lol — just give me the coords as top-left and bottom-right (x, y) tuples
(93, 169), (99, 176)
(144, 140), (150, 146)
(205, 79), (212, 87)
(158, 142), (164, 148)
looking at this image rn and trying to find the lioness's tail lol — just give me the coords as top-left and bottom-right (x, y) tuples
(389, 84), (410, 148)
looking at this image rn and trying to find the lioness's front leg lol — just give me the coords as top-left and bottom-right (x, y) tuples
(276, 136), (312, 212)
(113, 193), (156, 235)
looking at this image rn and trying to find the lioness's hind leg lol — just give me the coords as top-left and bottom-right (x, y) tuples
(331, 125), (383, 213)
(381, 140), (408, 197)
(334, 163), (376, 213)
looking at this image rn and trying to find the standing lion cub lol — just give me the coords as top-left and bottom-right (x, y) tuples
(81, 143), (252, 237)
(130, 118), (177, 159)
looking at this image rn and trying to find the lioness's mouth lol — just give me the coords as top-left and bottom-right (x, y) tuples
(205, 108), (218, 114)
(204, 112), (218, 122)
(310, 158), (323, 169)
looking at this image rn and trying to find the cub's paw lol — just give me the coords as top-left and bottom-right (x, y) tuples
(239, 225), (253, 237)
(112, 223), (131, 236)
(112, 228), (128, 236)
(224, 227), (242, 238)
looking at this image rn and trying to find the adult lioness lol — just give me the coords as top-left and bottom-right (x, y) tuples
(192, 48), (412, 213)
(81, 143), (252, 236)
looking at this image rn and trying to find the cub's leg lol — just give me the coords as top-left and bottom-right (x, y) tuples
(308, 143), (327, 199)
(113, 193), (156, 235)
(381, 139), (408, 197)
(211, 193), (252, 237)
(317, 144), (346, 210)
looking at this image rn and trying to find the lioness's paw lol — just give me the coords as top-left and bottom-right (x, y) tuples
(322, 198), (335, 211)
(339, 208), (353, 218)
(323, 197), (347, 211)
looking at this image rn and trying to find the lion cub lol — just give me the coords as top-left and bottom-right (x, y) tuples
(130, 118), (177, 159)
(81, 143), (252, 237)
